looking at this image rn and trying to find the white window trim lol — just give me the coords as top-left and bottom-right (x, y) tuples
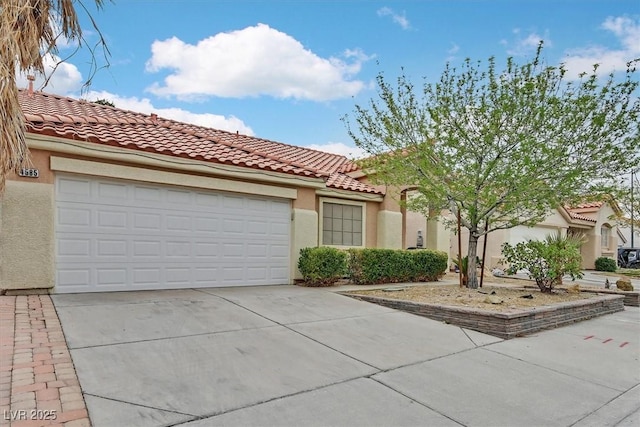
(319, 197), (367, 248)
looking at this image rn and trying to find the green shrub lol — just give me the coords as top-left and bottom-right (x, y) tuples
(347, 248), (447, 285)
(501, 232), (584, 293)
(595, 257), (617, 272)
(297, 247), (348, 286)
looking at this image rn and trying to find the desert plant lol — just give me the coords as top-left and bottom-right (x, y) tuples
(297, 247), (348, 286)
(501, 232), (584, 293)
(595, 257), (617, 272)
(452, 255), (481, 287)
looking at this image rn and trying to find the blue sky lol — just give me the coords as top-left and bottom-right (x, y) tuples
(19, 0), (640, 158)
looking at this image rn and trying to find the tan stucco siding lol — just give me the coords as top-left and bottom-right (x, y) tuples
(51, 157), (298, 200)
(377, 210), (403, 249)
(379, 186), (401, 212)
(6, 148), (54, 185)
(293, 188), (316, 210)
(291, 208), (319, 280)
(405, 210), (426, 249)
(0, 181), (55, 290)
(366, 202), (379, 247)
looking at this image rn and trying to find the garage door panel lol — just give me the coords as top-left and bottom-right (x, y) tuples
(57, 238), (91, 258)
(97, 181), (129, 201)
(57, 206), (91, 226)
(132, 268), (161, 286)
(57, 177), (91, 200)
(55, 175), (290, 292)
(97, 210), (128, 229)
(270, 266), (289, 281)
(134, 185), (162, 202)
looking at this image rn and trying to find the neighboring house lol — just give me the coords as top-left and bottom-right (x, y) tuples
(442, 201), (621, 270)
(617, 224), (639, 248)
(0, 88), (449, 294)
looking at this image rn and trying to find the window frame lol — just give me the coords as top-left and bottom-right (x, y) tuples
(319, 198), (366, 248)
(601, 225), (611, 249)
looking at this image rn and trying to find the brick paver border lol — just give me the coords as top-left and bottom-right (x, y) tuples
(0, 295), (90, 427)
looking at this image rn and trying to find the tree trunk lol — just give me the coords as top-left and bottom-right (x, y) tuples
(467, 230), (480, 289)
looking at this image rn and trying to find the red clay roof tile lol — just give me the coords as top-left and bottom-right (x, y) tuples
(19, 90), (381, 194)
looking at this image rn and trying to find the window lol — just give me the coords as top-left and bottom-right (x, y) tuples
(601, 226), (611, 248)
(321, 200), (364, 246)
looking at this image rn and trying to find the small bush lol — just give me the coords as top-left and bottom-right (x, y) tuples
(298, 247), (348, 286)
(595, 257), (617, 272)
(501, 232), (584, 293)
(348, 248), (447, 285)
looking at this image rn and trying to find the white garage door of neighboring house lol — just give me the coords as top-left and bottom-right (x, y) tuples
(55, 175), (291, 293)
(509, 225), (554, 245)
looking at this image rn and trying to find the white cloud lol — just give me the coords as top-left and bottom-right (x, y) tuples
(562, 16), (640, 78)
(15, 54), (83, 94)
(145, 24), (370, 101)
(83, 90), (254, 135)
(305, 142), (366, 159)
(446, 43), (460, 62)
(505, 29), (550, 56)
(377, 7), (411, 30)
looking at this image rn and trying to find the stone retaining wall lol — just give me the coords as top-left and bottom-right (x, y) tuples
(523, 285), (639, 307)
(346, 293), (625, 340)
(570, 289), (637, 307)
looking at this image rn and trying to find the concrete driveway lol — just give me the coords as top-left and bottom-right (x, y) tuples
(52, 285), (640, 427)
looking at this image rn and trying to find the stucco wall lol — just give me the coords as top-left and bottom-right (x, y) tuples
(0, 181), (55, 290)
(405, 210), (426, 249)
(377, 210), (403, 249)
(291, 208), (318, 280)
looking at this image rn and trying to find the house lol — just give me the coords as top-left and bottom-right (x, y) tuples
(617, 224), (639, 248)
(440, 201), (621, 271)
(0, 88), (450, 294)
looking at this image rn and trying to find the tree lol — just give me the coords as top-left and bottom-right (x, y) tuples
(0, 0), (109, 192)
(345, 44), (640, 289)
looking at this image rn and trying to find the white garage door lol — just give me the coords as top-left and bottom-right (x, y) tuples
(55, 175), (291, 293)
(509, 225), (554, 245)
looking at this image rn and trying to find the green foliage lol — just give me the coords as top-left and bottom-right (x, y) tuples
(93, 98), (115, 107)
(595, 257), (617, 272)
(345, 43), (640, 290)
(297, 247), (348, 286)
(501, 232), (584, 293)
(348, 248), (447, 285)
(452, 255), (481, 286)
(618, 268), (640, 278)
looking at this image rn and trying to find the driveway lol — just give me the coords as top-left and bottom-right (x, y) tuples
(52, 285), (640, 427)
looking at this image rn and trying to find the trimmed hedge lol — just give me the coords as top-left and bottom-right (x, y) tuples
(595, 257), (617, 272)
(298, 247), (348, 286)
(298, 247), (448, 286)
(348, 248), (448, 285)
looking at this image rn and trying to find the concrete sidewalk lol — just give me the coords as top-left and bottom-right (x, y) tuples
(2, 285), (639, 427)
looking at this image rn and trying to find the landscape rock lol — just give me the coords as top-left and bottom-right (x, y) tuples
(616, 278), (634, 291)
(492, 268), (505, 277)
(566, 284), (580, 294)
(484, 295), (503, 304)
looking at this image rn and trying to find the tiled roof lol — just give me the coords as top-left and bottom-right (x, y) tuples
(565, 202), (604, 222)
(566, 210), (597, 222)
(571, 201), (605, 210)
(18, 90), (381, 194)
